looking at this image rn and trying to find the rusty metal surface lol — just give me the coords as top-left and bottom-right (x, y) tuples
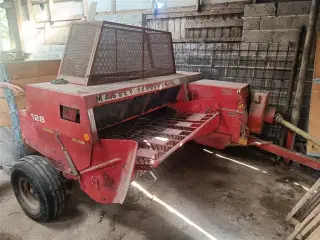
(58, 21), (176, 86)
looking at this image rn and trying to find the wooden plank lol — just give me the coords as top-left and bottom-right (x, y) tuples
(26, 0), (34, 22)
(155, 19), (162, 31)
(287, 178), (320, 221)
(208, 28), (215, 38)
(5, 60), (60, 80)
(88, 2), (97, 21)
(174, 37), (241, 43)
(111, 0), (116, 14)
(0, 74), (56, 114)
(146, 8), (244, 20)
(222, 28), (230, 38)
(200, 28), (208, 38)
(95, 2), (246, 16)
(289, 217), (301, 226)
(301, 210), (320, 239)
(306, 225), (320, 240)
(196, 0), (201, 12)
(215, 27), (222, 38)
(193, 29), (200, 39)
(9, 0), (24, 50)
(48, 0), (54, 22)
(0, 94), (26, 112)
(307, 33), (320, 157)
(185, 18), (243, 29)
(0, 112), (12, 127)
(287, 204), (320, 240)
(168, 19), (175, 36)
(180, 18), (186, 39)
(83, 0), (89, 19)
(174, 18), (181, 40)
(11, 74), (57, 88)
(161, 19), (168, 32)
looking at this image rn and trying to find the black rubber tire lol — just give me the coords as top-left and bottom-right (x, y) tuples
(11, 155), (67, 222)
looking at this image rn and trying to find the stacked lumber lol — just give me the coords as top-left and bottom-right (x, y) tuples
(0, 60), (60, 127)
(286, 178), (320, 240)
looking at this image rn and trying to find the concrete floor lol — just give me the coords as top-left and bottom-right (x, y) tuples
(0, 143), (316, 240)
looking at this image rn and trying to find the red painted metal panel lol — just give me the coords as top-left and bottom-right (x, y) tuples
(188, 79), (250, 110)
(186, 81), (249, 145)
(248, 136), (320, 170)
(20, 114), (92, 173)
(79, 139), (138, 204)
(24, 85), (93, 145)
(248, 92), (270, 134)
(194, 132), (232, 150)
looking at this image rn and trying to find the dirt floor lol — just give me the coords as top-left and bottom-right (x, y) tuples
(0, 142), (317, 240)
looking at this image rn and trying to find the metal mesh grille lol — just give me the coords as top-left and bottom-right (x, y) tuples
(59, 23), (100, 78)
(174, 42), (311, 144)
(58, 22), (176, 86)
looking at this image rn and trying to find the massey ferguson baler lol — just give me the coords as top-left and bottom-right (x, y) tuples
(4, 22), (320, 222)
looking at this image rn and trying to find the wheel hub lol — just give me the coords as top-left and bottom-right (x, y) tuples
(18, 178), (40, 215)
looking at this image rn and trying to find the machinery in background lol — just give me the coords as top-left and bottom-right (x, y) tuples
(1, 21), (320, 222)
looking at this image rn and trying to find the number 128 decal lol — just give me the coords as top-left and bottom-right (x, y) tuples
(31, 114), (45, 123)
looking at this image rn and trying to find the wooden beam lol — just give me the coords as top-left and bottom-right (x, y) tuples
(174, 37), (241, 43)
(152, 0), (155, 11)
(12, 0), (24, 50)
(111, 0), (116, 14)
(32, 0), (49, 5)
(287, 204), (320, 240)
(83, 0), (88, 19)
(301, 210), (320, 239)
(48, 0), (54, 22)
(146, 8), (244, 20)
(54, 0), (83, 2)
(185, 19), (243, 29)
(88, 2), (97, 21)
(26, 0), (34, 22)
(3, 1), (21, 50)
(286, 178), (320, 221)
(37, 14), (85, 23)
(196, 0), (201, 12)
(306, 225), (320, 240)
(32, 0), (82, 4)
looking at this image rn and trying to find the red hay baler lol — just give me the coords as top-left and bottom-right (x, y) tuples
(5, 22), (320, 222)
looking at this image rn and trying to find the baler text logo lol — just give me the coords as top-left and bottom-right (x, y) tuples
(96, 81), (171, 103)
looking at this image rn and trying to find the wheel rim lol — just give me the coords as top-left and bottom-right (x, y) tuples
(18, 178), (40, 215)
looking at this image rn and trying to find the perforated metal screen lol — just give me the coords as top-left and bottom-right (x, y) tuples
(58, 21), (176, 86)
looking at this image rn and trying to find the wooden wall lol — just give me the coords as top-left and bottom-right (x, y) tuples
(146, 2), (246, 42)
(0, 60), (60, 127)
(307, 33), (320, 157)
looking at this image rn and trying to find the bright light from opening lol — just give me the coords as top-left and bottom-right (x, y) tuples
(293, 182), (310, 191)
(157, 1), (164, 8)
(203, 149), (268, 174)
(131, 181), (218, 240)
(21, 21), (41, 52)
